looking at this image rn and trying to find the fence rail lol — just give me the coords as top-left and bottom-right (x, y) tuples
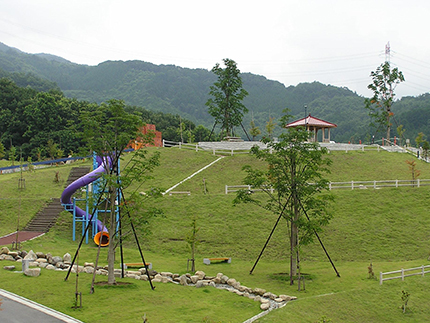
(380, 265), (430, 285)
(329, 179), (430, 190)
(163, 139), (257, 156)
(225, 179), (430, 194)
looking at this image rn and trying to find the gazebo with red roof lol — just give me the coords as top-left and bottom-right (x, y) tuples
(285, 114), (337, 143)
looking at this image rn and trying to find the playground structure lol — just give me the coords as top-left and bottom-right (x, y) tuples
(60, 153), (120, 246)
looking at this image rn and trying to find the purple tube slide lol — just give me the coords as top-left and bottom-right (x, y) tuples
(60, 156), (109, 242)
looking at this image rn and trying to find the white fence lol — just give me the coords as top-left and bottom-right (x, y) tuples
(162, 139), (259, 156)
(329, 179), (430, 190)
(380, 265), (430, 285)
(225, 179), (430, 194)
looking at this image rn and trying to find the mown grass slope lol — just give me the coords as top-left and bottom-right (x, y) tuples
(1, 147), (430, 322)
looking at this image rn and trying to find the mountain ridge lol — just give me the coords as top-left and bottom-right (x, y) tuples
(0, 42), (428, 143)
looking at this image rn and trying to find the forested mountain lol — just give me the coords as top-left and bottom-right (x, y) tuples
(0, 42), (429, 144)
(0, 77), (206, 160)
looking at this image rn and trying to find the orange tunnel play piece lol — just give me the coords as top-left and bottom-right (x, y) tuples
(94, 231), (110, 247)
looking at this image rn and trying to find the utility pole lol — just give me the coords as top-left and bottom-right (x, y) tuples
(385, 42), (392, 144)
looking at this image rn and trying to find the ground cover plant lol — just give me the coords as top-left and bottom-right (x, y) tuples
(1, 147), (430, 322)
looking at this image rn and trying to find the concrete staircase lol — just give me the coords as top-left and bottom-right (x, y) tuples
(23, 166), (91, 233)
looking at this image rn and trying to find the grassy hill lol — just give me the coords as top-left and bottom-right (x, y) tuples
(1, 147), (430, 322)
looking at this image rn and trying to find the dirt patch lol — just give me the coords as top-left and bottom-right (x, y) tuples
(94, 281), (133, 287)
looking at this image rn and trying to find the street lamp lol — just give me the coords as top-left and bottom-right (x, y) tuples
(304, 105), (308, 128)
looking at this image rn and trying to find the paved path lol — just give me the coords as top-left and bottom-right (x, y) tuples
(0, 289), (83, 323)
(0, 231), (45, 246)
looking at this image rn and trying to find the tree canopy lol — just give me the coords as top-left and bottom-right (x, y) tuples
(234, 112), (334, 284)
(206, 59), (249, 138)
(364, 61), (405, 142)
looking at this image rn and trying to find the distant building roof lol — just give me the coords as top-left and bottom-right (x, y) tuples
(285, 114), (337, 128)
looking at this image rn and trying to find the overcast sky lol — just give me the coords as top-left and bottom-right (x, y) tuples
(1, 0), (430, 98)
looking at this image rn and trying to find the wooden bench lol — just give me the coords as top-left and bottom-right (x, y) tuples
(203, 257), (231, 265)
(122, 263), (152, 270)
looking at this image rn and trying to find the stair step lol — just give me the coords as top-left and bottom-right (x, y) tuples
(24, 167), (91, 232)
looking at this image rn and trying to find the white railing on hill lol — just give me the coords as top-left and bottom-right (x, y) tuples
(163, 139), (257, 156)
(162, 139), (428, 162)
(329, 179), (430, 190)
(225, 179), (430, 194)
(380, 265), (430, 285)
(163, 140), (201, 151)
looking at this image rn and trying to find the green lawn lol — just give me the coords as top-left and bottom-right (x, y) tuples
(1, 147), (430, 322)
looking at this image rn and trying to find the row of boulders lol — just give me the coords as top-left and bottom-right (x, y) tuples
(1, 247), (296, 311)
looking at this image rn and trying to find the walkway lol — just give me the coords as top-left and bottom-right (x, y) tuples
(0, 231), (45, 246)
(0, 289), (83, 323)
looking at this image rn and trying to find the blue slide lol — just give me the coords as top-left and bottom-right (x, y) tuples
(60, 156), (110, 246)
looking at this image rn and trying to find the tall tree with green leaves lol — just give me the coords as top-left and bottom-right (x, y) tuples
(205, 58), (248, 138)
(81, 99), (160, 285)
(234, 111), (334, 284)
(364, 61), (404, 143)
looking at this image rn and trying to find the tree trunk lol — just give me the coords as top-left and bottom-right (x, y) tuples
(386, 108), (391, 145)
(290, 206), (299, 284)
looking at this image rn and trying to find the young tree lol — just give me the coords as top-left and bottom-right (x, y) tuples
(186, 215), (200, 273)
(265, 116), (276, 139)
(81, 99), (160, 285)
(205, 58), (248, 138)
(249, 119), (261, 141)
(234, 111), (334, 284)
(415, 132), (425, 148)
(422, 140), (430, 160)
(396, 125), (406, 146)
(46, 139), (58, 160)
(8, 145), (16, 166)
(0, 142), (5, 159)
(364, 61), (404, 144)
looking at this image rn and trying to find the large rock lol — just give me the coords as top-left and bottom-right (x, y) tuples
(190, 275), (200, 284)
(0, 247), (10, 255)
(260, 302), (270, 311)
(279, 294), (292, 301)
(63, 253), (72, 264)
(1, 254), (15, 261)
(253, 288), (266, 296)
(227, 278), (236, 286)
(195, 270), (205, 280)
(51, 256), (62, 265)
(8, 251), (19, 258)
(221, 274), (230, 283)
(36, 251), (46, 258)
(160, 272), (173, 277)
(3, 265), (15, 271)
(179, 274), (188, 286)
(24, 268), (41, 277)
(24, 250), (37, 261)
